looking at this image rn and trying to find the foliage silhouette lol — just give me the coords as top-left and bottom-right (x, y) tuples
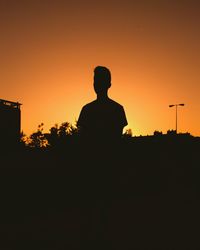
(27, 123), (48, 148)
(45, 122), (79, 148)
(24, 121), (133, 149)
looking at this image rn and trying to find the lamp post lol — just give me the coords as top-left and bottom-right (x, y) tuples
(169, 103), (185, 134)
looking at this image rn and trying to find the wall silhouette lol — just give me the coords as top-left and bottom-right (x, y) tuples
(0, 99), (21, 147)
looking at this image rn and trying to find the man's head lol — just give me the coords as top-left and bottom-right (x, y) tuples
(93, 66), (111, 95)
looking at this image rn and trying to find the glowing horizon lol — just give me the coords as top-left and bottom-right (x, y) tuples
(1, 1), (200, 137)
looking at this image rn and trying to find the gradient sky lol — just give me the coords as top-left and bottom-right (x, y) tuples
(0, 0), (200, 136)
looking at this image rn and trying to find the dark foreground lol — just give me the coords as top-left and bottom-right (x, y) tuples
(0, 137), (200, 249)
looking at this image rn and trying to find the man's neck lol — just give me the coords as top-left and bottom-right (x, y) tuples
(96, 93), (109, 102)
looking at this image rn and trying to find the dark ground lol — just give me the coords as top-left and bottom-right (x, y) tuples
(0, 137), (200, 249)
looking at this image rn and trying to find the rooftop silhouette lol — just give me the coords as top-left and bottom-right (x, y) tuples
(0, 98), (21, 147)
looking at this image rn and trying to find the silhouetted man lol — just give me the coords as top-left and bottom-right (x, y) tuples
(78, 66), (128, 248)
(77, 66), (128, 142)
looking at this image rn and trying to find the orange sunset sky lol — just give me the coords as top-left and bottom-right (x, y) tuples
(0, 0), (200, 136)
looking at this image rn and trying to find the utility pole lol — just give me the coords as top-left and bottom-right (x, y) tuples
(169, 103), (185, 133)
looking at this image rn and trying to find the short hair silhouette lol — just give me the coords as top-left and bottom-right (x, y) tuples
(77, 66), (128, 141)
(94, 66), (111, 91)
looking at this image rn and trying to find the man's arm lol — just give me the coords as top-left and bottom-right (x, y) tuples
(77, 106), (89, 136)
(120, 106), (128, 131)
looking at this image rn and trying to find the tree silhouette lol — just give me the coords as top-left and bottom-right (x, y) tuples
(154, 130), (163, 136)
(25, 121), (134, 149)
(122, 128), (133, 138)
(44, 122), (79, 148)
(28, 123), (48, 148)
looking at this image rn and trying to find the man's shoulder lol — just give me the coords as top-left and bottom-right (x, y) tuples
(108, 99), (124, 110)
(82, 100), (97, 110)
(82, 98), (124, 111)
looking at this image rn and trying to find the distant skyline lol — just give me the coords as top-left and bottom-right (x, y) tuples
(0, 0), (200, 136)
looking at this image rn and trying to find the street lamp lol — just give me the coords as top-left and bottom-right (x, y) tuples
(169, 103), (185, 134)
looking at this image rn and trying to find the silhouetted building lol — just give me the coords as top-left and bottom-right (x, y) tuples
(0, 99), (21, 146)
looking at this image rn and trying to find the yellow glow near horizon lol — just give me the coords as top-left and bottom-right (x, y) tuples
(1, 1), (200, 137)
